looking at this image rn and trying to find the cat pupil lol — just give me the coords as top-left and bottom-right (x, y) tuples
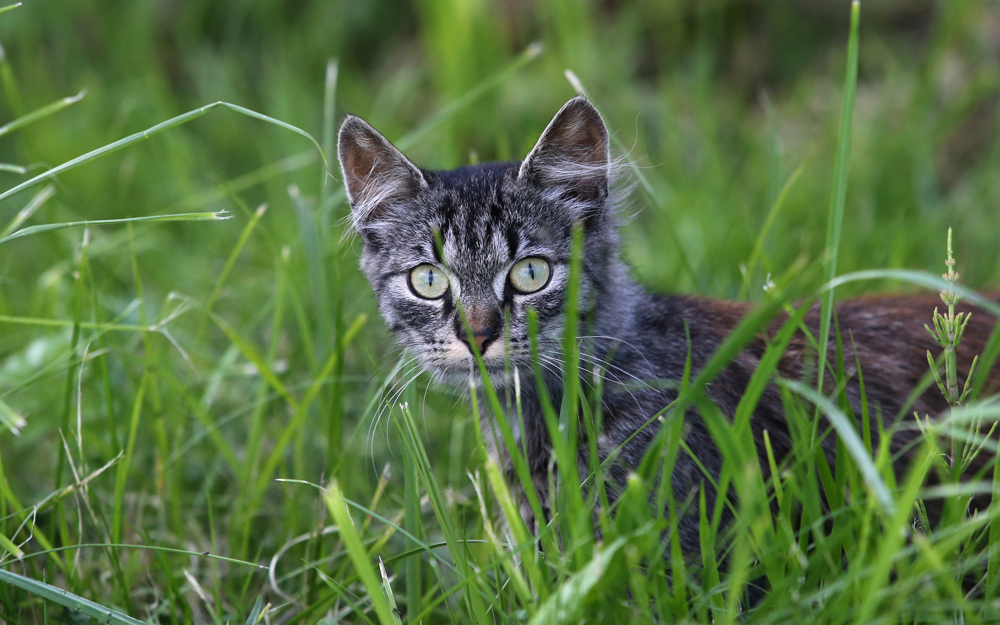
(428, 269), (434, 286)
(528, 263), (534, 280)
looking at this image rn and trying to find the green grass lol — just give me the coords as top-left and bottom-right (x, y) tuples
(2, 0), (1000, 623)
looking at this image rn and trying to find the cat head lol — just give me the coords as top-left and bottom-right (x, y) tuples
(338, 96), (620, 386)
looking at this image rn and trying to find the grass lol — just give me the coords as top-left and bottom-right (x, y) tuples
(1, 0), (1000, 623)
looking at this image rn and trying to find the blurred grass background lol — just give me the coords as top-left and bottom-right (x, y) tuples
(0, 0), (999, 622)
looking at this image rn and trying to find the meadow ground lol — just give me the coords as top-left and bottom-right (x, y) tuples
(2, 1), (1000, 623)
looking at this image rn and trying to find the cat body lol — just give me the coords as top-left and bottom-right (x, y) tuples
(338, 97), (998, 555)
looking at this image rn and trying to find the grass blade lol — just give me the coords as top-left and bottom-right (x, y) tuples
(0, 210), (230, 246)
(823, 268), (1000, 318)
(739, 161), (807, 299)
(0, 89), (85, 139)
(0, 101), (326, 205)
(0, 184), (55, 238)
(527, 536), (628, 625)
(0, 569), (146, 625)
(816, 0), (860, 397)
(395, 41), (543, 151)
(324, 481), (399, 625)
(779, 379), (895, 514)
(0, 398), (25, 436)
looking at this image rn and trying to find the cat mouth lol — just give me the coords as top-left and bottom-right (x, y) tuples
(428, 351), (530, 389)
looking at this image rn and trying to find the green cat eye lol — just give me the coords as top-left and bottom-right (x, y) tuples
(409, 264), (449, 299)
(509, 257), (551, 294)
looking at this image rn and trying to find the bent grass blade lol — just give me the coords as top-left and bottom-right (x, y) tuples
(0, 210), (229, 247)
(0, 101), (327, 206)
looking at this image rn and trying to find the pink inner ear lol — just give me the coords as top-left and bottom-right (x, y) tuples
(341, 131), (382, 202)
(520, 101), (611, 204)
(551, 114), (608, 165)
(338, 119), (426, 226)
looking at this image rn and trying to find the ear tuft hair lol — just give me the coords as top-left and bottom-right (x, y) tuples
(518, 97), (611, 207)
(338, 115), (427, 230)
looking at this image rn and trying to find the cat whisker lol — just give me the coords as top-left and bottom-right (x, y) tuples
(372, 366), (426, 472)
(552, 351), (648, 418)
(538, 353), (621, 417)
(576, 334), (658, 375)
(368, 356), (422, 475)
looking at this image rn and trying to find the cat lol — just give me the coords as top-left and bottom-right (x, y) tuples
(337, 96), (999, 556)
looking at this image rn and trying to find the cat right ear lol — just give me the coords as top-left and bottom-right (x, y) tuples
(338, 115), (427, 230)
(518, 97), (611, 207)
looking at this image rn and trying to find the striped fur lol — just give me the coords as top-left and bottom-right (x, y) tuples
(338, 96), (999, 558)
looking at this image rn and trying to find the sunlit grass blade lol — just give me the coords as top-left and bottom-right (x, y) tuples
(0, 569), (145, 625)
(0, 210), (230, 246)
(0, 3), (20, 16)
(816, 0), (860, 397)
(0, 89), (85, 139)
(0, 184), (54, 238)
(0, 101), (326, 205)
(323, 480), (400, 625)
(377, 558), (403, 625)
(564, 69), (698, 286)
(527, 535), (630, 625)
(244, 596), (267, 625)
(483, 459), (547, 602)
(0, 399), (25, 437)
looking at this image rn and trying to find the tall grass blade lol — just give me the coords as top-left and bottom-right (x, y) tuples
(395, 42), (543, 151)
(395, 403), (488, 624)
(194, 203), (267, 344)
(817, 0), (860, 396)
(320, 58), (339, 209)
(739, 161), (807, 299)
(323, 481), (399, 625)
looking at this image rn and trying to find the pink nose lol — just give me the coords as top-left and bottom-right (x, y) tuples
(461, 327), (499, 355)
(473, 333), (490, 351)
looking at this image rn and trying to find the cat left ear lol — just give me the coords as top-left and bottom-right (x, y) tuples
(518, 96), (610, 205)
(338, 115), (427, 229)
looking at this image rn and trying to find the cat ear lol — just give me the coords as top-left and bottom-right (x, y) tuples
(338, 115), (427, 228)
(518, 96), (610, 205)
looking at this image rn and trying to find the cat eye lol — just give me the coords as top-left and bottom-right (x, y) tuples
(509, 257), (551, 294)
(409, 264), (449, 299)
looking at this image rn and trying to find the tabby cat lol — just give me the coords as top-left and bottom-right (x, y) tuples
(337, 96), (998, 555)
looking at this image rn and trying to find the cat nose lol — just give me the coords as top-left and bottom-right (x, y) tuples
(455, 307), (502, 356)
(460, 327), (499, 356)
